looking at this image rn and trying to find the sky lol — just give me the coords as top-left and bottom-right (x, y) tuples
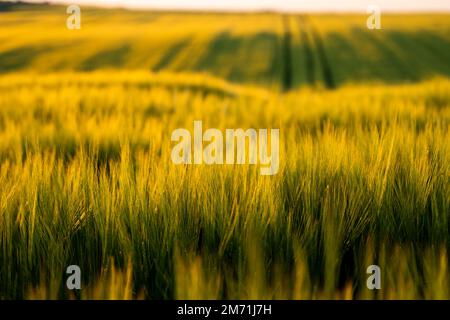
(22, 0), (450, 12)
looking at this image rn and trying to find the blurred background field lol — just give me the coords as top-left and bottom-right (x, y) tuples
(0, 2), (449, 299)
(1, 3), (449, 89)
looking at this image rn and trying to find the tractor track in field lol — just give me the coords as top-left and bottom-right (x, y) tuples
(282, 15), (293, 91)
(298, 16), (316, 84)
(307, 18), (336, 89)
(282, 15), (335, 90)
(299, 16), (336, 89)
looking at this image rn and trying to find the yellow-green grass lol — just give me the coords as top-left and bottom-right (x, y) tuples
(0, 71), (448, 299)
(0, 1), (449, 300)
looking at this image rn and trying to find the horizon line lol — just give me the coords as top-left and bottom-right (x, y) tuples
(13, 1), (450, 13)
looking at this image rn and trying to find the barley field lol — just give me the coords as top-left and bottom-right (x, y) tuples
(0, 3), (449, 300)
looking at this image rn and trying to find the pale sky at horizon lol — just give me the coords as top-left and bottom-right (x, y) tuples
(22, 0), (450, 12)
